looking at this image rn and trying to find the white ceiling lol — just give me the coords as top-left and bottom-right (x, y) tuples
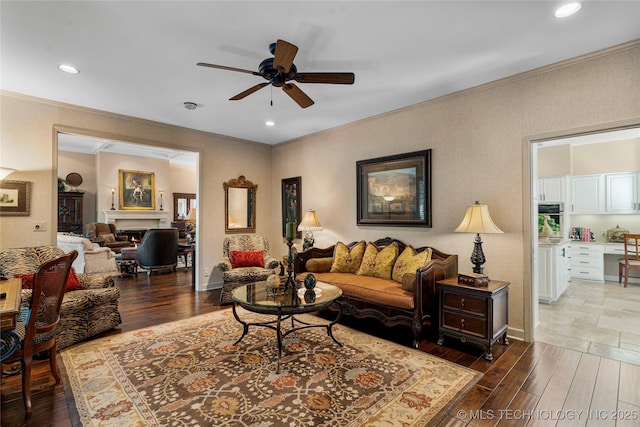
(2, 1), (640, 148)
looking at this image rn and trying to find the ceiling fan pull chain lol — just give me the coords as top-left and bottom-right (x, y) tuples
(270, 85), (273, 106)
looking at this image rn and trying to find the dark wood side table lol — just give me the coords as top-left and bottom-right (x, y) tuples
(436, 277), (509, 361)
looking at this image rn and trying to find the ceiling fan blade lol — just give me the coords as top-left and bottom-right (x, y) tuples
(294, 72), (355, 85)
(273, 39), (298, 73)
(197, 62), (261, 76)
(283, 83), (314, 108)
(229, 83), (270, 100)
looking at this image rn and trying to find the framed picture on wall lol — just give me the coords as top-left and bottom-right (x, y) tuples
(356, 149), (432, 227)
(0, 180), (31, 216)
(281, 176), (302, 238)
(119, 169), (156, 210)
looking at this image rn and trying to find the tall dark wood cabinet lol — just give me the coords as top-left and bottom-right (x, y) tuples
(58, 192), (84, 234)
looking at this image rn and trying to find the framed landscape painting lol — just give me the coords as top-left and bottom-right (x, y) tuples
(0, 180), (31, 216)
(356, 150), (432, 227)
(281, 176), (302, 238)
(119, 169), (156, 210)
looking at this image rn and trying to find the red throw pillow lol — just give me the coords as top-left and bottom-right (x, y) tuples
(13, 268), (82, 292)
(15, 273), (34, 289)
(230, 250), (264, 268)
(65, 268), (83, 292)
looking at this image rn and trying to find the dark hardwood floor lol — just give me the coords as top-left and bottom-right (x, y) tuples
(2, 269), (639, 426)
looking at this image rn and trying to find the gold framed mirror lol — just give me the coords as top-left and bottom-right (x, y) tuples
(223, 175), (256, 233)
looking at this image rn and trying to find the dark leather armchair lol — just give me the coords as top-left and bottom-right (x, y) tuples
(135, 228), (179, 275)
(84, 222), (133, 253)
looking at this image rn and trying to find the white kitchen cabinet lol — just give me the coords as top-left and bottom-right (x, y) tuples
(538, 242), (571, 304)
(570, 175), (605, 214)
(606, 172), (640, 214)
(570, 244), (604, 282)
(538, 176), (567, 203)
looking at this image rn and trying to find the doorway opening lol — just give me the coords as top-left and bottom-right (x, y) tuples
(529, 125), (640, 362)
(55, 130), (201, 287)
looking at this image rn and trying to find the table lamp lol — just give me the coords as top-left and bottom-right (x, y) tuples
(186, 208), (197, 239)
(454, 201), (503, 274)
(297, 210), (323, 250)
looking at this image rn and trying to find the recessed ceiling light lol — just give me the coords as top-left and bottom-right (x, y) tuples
(265, 120), (275, 127)
(184, 102), (197, 110)
(58, 64), (79, 74)
(555, 2), (582, 18)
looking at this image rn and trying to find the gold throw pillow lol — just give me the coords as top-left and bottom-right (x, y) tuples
(330, 241), (366, 273)
(356, 242), (399, 279)
(392, 246), (432, 283)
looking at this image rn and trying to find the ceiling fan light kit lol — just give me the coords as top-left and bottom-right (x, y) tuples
(198, 39), (355, 108)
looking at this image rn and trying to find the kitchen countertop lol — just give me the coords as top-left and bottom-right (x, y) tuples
(568, 240), (625, 246)
(539, 239), (626, 248)
(538, 238), (571, 246)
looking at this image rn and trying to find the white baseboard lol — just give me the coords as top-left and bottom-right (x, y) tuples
(507, 327), (525, 342)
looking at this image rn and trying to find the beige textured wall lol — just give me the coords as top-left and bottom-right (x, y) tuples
(271, 42), (640, 338)
(170, 164), (197, 195)
(572, 138), (640, 175)
(538, 145), (571, 177)
(1, 42), (639, 339)
(538, 138), (640, 178)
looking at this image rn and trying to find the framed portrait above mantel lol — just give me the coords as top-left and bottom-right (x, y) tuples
(356, 149), (432, 227)
(0, 180), (31, 216)
(119, 169), (156, 210)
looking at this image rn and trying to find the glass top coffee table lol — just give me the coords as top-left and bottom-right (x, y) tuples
(231, 280), (343, 372)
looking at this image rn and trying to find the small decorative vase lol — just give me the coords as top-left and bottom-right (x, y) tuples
(304, 274), (316, 289)
(304, 289), (316, 303)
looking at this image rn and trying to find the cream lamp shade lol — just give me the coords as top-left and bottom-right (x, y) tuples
(454, 202), (503, 234)
(186, 207), (197, 223)
(297, 210), (323, 250)
(454, 201), (502, 274)
(0, 167), (17, 180)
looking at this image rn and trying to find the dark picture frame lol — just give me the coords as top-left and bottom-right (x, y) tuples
(119, 169), (156, 210)
(356, 149), (432, 227)
(0, 180), (31, 216)
(281, 176), (302, 238)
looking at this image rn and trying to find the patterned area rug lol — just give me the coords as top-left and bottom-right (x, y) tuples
(60, 308), (481, 426)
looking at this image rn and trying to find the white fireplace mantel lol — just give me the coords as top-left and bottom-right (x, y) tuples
(102, 210), (170, 230)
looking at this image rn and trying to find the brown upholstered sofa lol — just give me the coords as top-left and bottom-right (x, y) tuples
(0, 246), (121, 350)
(294, 237), (457, 347)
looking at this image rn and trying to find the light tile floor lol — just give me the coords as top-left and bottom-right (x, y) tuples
(536, 279), (640, 366)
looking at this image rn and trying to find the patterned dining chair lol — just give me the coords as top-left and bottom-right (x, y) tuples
(1, 250), (77, 413)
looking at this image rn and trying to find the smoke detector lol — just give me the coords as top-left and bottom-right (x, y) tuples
(184, 102), (197, 110)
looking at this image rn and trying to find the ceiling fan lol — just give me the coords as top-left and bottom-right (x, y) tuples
(197, 39), (355, 108)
